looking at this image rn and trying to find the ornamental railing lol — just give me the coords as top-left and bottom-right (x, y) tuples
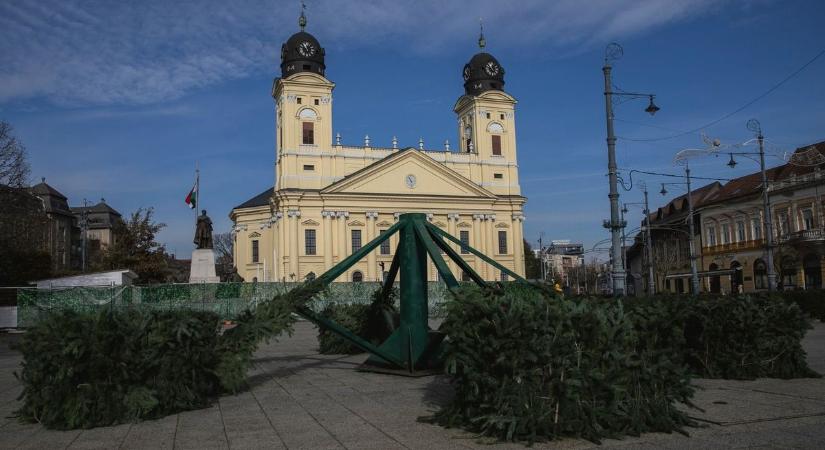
(15, 281), (457, 327)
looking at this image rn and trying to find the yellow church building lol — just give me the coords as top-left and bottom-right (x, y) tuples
(230, 14), (526, 283)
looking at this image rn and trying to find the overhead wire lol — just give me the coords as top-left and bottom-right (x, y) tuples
(615, 47), (825, 142)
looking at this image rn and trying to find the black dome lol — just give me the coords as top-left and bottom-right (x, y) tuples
(281, 31), (326, 78)
(462, 51), (505, 95)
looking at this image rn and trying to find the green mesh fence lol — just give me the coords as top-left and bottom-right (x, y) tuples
(16, 281), (455, 327)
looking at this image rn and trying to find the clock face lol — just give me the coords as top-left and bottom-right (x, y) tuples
(484, 61), (499, 77)
(463, 66), (471, 81)
(298, 41), (316, 57)
(405, 174), (417, 189)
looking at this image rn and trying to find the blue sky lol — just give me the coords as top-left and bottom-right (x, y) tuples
(1, 0), (824, 259)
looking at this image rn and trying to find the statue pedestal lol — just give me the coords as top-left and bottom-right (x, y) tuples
(189, 249), (220, 283)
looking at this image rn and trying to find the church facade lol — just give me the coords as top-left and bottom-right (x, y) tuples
(230, 15), (526, 283)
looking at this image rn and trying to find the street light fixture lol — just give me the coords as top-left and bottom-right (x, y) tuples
(723, 119), (777, 291)
(602, 42), (660, 296)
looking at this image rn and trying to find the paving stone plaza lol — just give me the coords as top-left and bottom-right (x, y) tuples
(1, 322), (823, 449)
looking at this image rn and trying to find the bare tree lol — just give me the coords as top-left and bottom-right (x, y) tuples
(213, 232), (234, 280)
(0, 121), (30, 188)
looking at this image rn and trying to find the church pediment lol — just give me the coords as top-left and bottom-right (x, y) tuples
(348, 220), (365, 227)
(457, 222), (472, 228)
(301, 219), (320, 226)
(249, 232), (261, 238)
(320, 149), (496, 199)
(376, 220), (393, 227)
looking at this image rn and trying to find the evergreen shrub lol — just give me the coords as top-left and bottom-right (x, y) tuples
(427, 285), (697, 444)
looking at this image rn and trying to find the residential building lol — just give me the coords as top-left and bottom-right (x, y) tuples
(626, 140), (825, 294)
(540, 241), (583, 286)
(230, 14), (526, 282)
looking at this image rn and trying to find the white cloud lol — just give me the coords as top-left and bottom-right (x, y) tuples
(0, 0), (740, 106)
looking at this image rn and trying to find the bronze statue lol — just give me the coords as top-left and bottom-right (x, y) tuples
(194, 209), (213, 249)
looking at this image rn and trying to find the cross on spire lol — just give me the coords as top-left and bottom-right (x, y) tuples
(299, 1), (307, 30)
(478, 18), (486, 49)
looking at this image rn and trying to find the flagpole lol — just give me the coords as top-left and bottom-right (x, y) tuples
(195, 161), (200, 219)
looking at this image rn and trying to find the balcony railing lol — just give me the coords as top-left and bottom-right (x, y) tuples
(778, 228), (825, 243)
(703, 239), (764, 254)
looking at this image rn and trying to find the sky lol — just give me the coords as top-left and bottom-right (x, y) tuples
(1, 0), (824, 259)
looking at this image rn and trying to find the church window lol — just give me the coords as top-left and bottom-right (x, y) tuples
(498, 230), (507, 254)
(251, 240), (259, 263)
(500, 271), (509, 282)
(461, 271), (471, 282)
(491, 135), (502, 156)
(303, 164), (315, 171)
(297, 97), (302, 104)
(500, 114), (504, 120)
(379, 229), (391, 255)
(352, 271), (363, 282)
(486, 112), (490, 119)
(302, 122), (314, 145)
(351, 229), (362, 252)
(460, 230), (470, 254)
(494, 173), (503, 179)
(305, 229), (316, 255)
(314, 98), (319, 105)
(302, 64), (311, 70)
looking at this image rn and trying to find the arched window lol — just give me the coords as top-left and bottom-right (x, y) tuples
(803, 254), (822, 289)
(298, 108), (318, 120)
(352, 271), (363, 283)
(709, 263), (720, 293)
(781, 256), (797, 289)
(754, 259), (767, 290)
(730, 261), (743, 294)
(487, 122), (504, 133)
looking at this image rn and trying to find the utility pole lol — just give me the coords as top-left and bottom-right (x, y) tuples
(685, 162), (700, 295)
(601, 43), (659, 296)
(643, 187), (655, 295)
(757, 128), (778, 291)
(538, 233), (544, 281)
(603, 61), (625, 296)
(80, 198), (89, 272)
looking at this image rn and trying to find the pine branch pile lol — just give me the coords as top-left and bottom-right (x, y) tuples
(14, 280), (327, 429)
(317, 287), (399, 354)
(427, 285), (697, 444)
(14, 309), (224, 429)
(670, 295), (820, 379)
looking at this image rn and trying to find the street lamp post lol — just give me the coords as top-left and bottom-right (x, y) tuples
(602, 43), (659, 296)
(659, 162), (700, 296)
(643, 187), (655, 295)
(725, 119), (777, 291)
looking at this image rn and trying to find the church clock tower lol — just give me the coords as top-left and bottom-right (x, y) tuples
(453, 29), (520, 196)
(272, 9), (334, 190)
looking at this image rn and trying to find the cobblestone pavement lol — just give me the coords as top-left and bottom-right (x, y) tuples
(0, 322), (823, 449)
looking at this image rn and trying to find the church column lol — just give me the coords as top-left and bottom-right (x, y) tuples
(512, 213), (525, 277)
(487, 215), (497, 280)
(338, 211), (349, 279)
(287, 209), (301, 280)
(366, 211), (378, 281)
(322, 211), (333, 271)
(472, 214), (484, 279)
(447, 213), (459, 278)
(272, 211), (284, 281)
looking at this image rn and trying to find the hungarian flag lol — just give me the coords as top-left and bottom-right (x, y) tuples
(185, 182), (197, 209)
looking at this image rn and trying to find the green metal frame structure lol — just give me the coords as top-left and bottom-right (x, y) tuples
(295, 213), (528, 374)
